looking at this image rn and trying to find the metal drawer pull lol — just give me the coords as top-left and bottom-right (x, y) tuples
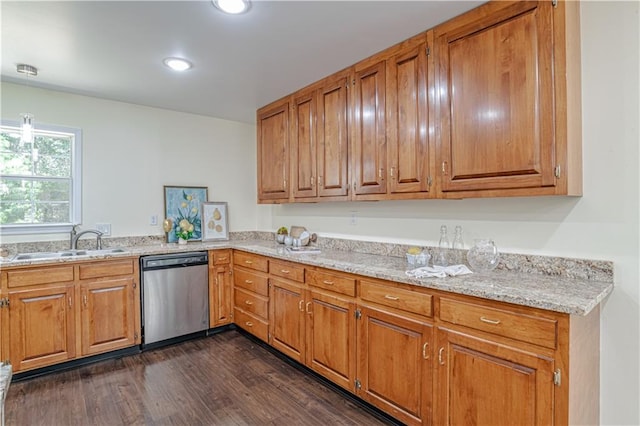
(218, 257), (228, 261)
(305, 302), (312, 314)
(244, 300), (253, 305)
(245, 279), (253, 284)
(280, 269), (290, 274)
(83, 294), (88, 307)
(245, 321), (253, 327)
(322, 280), (334, 285)
(438, 347), (445, 365)
(384, 295), (399, 301)
(422, 342), (429, 359)
(245, 260), (253, 264)
(299, 300), (304, 311)
(480, 316), (501, 325)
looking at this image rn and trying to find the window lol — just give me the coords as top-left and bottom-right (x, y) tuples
(0, 120), (82, 235)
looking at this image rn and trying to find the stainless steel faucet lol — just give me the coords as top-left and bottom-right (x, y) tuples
(70, 226), (103, 250)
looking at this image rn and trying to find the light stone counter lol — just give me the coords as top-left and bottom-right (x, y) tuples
(1, 234), (613, 316)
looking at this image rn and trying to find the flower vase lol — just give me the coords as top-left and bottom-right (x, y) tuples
(178, 237), (188, 245)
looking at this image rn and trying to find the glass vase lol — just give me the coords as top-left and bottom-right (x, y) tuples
(466, 239), (499, 272)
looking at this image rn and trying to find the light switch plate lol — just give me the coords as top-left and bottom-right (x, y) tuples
(96, 223), (111, 236)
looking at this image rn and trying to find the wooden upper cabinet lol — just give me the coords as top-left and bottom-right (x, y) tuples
(435, 0), (581, 196)
(257, 98), (290, 203)
(291, 88), (318, 199)
(352, 59), (387, 197)
(386, 33), (434, 197)
(317, 71), (350, 199)
(291, 70), (351, 202)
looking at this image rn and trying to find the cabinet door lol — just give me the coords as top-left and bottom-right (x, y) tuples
(317, 72), (350, 199)
(436, 1), (556, 193)
(387, 40), (432, 195)
(269, 277), (305, 362)
(352, 60), (387, 196)
(357, 305), (432, 426)
(434, 327), (554, 426)
(8, 285), (76, 371)
(257, 99), (290, 202)
(210, 264), (233, 327)
(305, 288), (356, 391)
(291, 88), (317, 198)
(81, 277), (136, 356)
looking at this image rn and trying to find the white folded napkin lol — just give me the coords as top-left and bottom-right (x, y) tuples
(405, 264), (473, 278)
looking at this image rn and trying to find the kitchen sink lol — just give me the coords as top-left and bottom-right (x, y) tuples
(12, 248), (129, 261)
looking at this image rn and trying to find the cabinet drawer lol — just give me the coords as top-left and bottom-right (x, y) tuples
(269, 259), (305, 283)
(234, 287), (268, 319)
(233, 269), (269, 297)
(439, 298), (557, 349)
(360, 280), (432, 317)
(211, 249), (231, 265)
(306, 269), (356, 297)
(78, 259), (135, 280)
(234, 308), (269, 342)
(233, 251), (269, 272)
(6, 265), (74, 288)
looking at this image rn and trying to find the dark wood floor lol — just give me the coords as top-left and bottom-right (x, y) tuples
(5, 330), (394, 425)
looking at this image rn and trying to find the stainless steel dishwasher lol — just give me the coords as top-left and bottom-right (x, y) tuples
(140, 251), (209, 349)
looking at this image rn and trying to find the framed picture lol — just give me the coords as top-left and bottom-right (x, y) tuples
(164, 186), (208, 243)
(202, 201), (229, 241)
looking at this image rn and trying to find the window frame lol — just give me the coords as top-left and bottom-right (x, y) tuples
(0, 119), (82, 235)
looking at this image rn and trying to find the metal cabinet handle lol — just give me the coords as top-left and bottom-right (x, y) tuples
(422, 342), (429, 360)
(322, 280), (334, 285)
(280, 269), (290, 274)
(83, 294), (88, 307)
(244, 300), (253, 306)
(480, 316), (501, 325)
(298, 300), (304, 312)
(218, 257), (228, 262)
(245, 279), (253, 284)
(245, 260), (253, 264)
(305, 302), (312, 314)
(384, 295), (399, 301)
(68, 296), (72, 308)
(438, 347), (445, 365)
(245, 321), (253, 327)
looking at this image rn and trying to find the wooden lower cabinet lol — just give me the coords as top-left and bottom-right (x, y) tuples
(2, 258), (140, 373)
(269, 277), (305, 362)
(8, 284), (76, 371)
(434, 327), (555, 426)
(306, 288), (356, 391)
(80, 277), (136, 356)
(210, 264), (233, 327)
(356, 304), (433, 426)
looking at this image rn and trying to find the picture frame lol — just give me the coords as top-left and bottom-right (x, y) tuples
(201, 201), (229, 241)
(163, 185), (208, 243)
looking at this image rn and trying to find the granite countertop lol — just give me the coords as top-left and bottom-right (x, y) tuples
(1, 239), (613, 317)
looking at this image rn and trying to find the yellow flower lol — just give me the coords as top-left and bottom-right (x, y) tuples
(179, 219), (190, 230)
(187, 195), (193, 201)
(188, 224), (194, 232)
(191, 207), (198, 214)
(181, 202), (187, 208)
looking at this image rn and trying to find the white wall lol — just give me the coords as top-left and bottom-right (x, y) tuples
(269, 2), (640, 424)
(0, 82), (257, 242)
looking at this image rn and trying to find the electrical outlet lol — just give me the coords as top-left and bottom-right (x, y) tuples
(350, 211), (357, 226)
(96, 223), (111, 236)
(150, 215), (158, 226)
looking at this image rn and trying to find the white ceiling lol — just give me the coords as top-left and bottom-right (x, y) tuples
(1, 1), (483, 124)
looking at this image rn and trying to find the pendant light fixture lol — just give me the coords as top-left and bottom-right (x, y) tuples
(17, 64), (38, 144)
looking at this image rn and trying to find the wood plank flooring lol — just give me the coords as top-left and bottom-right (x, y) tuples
(4, 331), (394, 425)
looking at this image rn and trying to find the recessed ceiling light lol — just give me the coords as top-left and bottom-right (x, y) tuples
(163, 57), (193, 72)
(213, 0), (250, 15)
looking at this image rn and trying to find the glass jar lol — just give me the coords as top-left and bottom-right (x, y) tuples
(466, 239), (499, 272)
